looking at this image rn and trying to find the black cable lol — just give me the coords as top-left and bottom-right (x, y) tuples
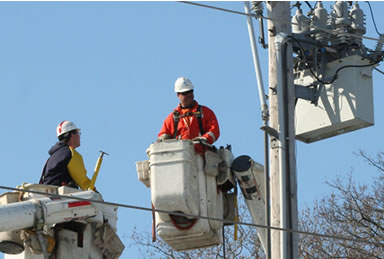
(178, 1), (255, 18)
(178, 1), (383, 80)
(178, 1), (380, 42)
(304, 1), (313, 10)
(374, 67), (384, 76)
(291, 1), (301, 10)
(366, 2), (382, 36)
(291, 36), (332, 84)
(332, 59), (383, 80)
(291, 36), (383, 85)
(1, 185), (384, 247)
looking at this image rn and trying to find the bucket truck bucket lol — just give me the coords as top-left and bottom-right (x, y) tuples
(137, 139), (227, 251)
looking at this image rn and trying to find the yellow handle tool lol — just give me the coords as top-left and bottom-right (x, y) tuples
(89, 151), (109, 190)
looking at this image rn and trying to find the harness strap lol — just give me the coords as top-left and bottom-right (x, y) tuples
(172, 105), (204, 138)
(195, 106), (204, 137)
(172, 110), (180, 138)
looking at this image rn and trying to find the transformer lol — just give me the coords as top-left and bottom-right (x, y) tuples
(295, 55), (375, 143)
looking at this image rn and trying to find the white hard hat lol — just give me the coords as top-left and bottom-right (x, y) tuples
(174, 77), (194, 93)
(56, 120), (80, 137)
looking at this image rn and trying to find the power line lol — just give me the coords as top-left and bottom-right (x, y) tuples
(0, 185), (383, 248)
(178, 1), (256, 18)
(366, 1), (382, 36)
(178, 1), (382, 43)
(374, 67), (384, 75)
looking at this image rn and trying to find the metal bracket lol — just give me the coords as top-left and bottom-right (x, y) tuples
(292, 32), (322, 50)
(270, 137), (280, 149)
(268, 26), (276, 37)
(260, 125), (279, 139)
(295, 84), (320, 102)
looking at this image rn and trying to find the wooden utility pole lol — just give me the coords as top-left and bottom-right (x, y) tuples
(267, 2), (298, 258)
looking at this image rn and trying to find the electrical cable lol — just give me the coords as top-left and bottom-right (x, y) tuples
(304, 1), (314, 11)
(291, 1), (301, 10)
(177, 1), (382, 43)
(178, 1), (255, 17)
(290, 36), (383, 85)
(366, 1), (382, 36)
(374, 67), (384, 76)
(0, 185), (383, 248)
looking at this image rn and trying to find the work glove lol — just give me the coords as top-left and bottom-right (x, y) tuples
(192, 137), (207, 143)
(157, 134), (171, 142)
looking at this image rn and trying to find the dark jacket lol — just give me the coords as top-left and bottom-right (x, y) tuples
(40, 142), (75, 187)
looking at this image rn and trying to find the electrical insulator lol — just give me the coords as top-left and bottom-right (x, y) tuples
(333, 1), (350, 25)
(292, 8), (310, 33)
(312, 2), (328, 43)
(349, 2), (365, 47)
(332, 1), (351, 46)
(376, 34), (384, 52)
(350, 2), (365, 34)
(251, 1), (263, 17)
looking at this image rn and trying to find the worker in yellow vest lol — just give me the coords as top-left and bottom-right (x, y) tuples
(39, 120), (95, 191)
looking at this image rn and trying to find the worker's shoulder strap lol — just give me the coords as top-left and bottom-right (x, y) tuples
(172, 105), (204, 138)
(195, 105), (204, 137)
(172, 110), (180, 138)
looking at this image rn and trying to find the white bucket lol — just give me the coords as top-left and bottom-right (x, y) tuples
(148, 140), (199, 218)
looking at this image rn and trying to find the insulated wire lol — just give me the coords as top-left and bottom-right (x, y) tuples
(0, 185), (383, 248)
(304, 1), (314, 11)
(179, 1), (384, 80)
(184, 0), (384, 80)
(291, 36), (384, 84)
(366, 1), (382, 36)
(374, 67), (384, 75)
(178, 1), (255, 18)
(177, 1), (382, 43)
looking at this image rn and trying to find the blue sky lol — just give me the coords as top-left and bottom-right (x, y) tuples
(1, 2), (384, 258)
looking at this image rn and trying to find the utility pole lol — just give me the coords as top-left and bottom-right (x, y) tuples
(267, 2), (298, 259)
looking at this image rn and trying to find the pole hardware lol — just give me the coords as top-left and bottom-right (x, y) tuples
(260, 125), (279, 140)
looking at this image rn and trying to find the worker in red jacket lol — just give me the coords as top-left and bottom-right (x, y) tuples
(158, 77), (220, 155)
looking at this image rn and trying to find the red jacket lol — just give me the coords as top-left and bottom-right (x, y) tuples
(158, 101), (220, 146)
